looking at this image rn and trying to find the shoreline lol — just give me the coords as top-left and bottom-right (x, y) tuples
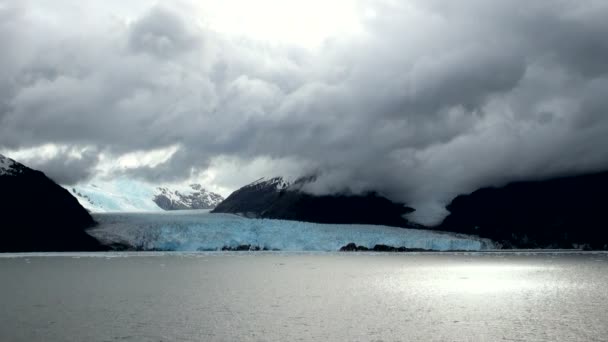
(2, 249), (608, 258)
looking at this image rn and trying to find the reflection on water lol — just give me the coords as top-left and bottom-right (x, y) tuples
(431, 265), (549, 294)
(1, 252), (607, 342)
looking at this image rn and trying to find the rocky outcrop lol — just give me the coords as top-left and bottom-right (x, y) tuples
(0, 154), (105, 252)
(220, 245), (279, 251)
(153, 184), (224, 210)
(439, 171), (608, 249)
(212, 176), (416, 227)
(339, 243), (429, 252)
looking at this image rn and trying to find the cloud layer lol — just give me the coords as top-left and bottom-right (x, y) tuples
(1, 0), (608, 224)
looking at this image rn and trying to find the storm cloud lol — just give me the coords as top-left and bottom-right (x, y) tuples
(1, 0), (608, 224)
(26, 148), (100, 185)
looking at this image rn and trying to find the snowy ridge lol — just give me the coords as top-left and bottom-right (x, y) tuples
(89, 211), (494, 251)
(66, 179), (223, 212)
(0, 154), (18, 176)
(154, 184), (224, 210)
(239, 177), (291, 193)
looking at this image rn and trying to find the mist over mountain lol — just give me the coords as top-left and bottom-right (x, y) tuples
(213, 176), (415, 227)
(1, 1), (608, 223)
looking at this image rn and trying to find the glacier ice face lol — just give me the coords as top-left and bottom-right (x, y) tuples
(89, 211), (494, 252)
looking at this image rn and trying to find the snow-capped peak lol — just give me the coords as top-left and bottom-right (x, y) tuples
(0, 154), (21, 176)
(241, 177), (291, 192)
(153, 184), (224, 210)
(65, 179), (225, 212)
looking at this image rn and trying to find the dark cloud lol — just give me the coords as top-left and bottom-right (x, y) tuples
(24, 149), (100, 185)
(1, 1), (608, 224)
(128, 5), (202, 58)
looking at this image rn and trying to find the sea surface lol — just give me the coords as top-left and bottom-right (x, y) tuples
(1, 252), (607, 342)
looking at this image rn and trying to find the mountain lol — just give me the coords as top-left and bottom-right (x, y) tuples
(0, 154), (104, 252)
(153, 184), (224, 210)
(212, 177), (290, 217)
(66, 180), (223, 212)
(438, 171), (608, 249)
(212, 176), (416, 227)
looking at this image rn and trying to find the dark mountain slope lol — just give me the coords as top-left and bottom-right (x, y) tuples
(0, 154), (105, 252)
(439, 171), (608, 249)
(212, 177), (416, 227)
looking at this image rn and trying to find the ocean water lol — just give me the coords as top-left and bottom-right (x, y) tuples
(1, 252), (607, 341)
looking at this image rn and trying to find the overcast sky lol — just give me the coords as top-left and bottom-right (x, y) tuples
(1, 0), (608, 224)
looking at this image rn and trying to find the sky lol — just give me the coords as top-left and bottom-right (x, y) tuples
(1, 0), (608, 224)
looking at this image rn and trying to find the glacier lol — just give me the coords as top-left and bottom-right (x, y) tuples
(65, 178), (163, 212)
(64, 179), (224, 212)
(89, 210), (494, 251)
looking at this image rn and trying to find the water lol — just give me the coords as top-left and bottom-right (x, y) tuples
(1, 252), (607, 341)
